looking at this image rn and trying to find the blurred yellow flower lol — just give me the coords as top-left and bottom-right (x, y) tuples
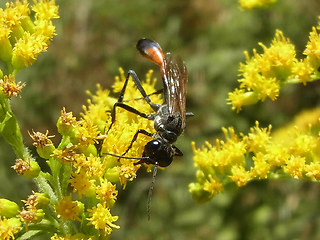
(190, 108), (320, 202)
(228, 19), (320, 111)
(239, 0), (277, 9)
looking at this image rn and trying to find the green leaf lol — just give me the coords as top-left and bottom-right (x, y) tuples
(16, 230), (43, 240)
(0, 92), (25, 158)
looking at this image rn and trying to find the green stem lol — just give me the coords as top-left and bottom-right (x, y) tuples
(36, 173), (58, 204)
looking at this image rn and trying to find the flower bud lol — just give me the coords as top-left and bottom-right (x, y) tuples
(0, 38), (13, 64)
(0, 199), (20, 218)
(75, 201), (84, 215)
(37, 143), (56, 159)
(188, 182), (211, 203)
(21, 16), (35, 34)
(105, 167), (120, 183)
(6, 217), (22, 233)
(10, 25), (25, 43)
(78, 144), (98, 156)
(35, 193), (50, 208)
(33, 209), (45, 223)
(22, 160), (41, 179)
(56, 109), (78, 139)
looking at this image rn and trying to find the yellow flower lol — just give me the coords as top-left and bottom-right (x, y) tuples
(69, 170), (95, 198)
(0, 0), (59, 72)
(2, 1), (29, 30)
(227, 89), (259, 112)
(305, 162), (320, 181)
(82, 84), (114, 133)
(117, 159), (140, 189)
(32, 0), (59, 21)
(230, 165), (251, 187)
(55, 196), (81, 221)
(96, 179), (118, 207)
(239, 0), (277, 9)
(258, 30), (296, 79)
(264, 143), (289, 166)
(244, 121), (272, 153)
(0, 217), (22, 240)
(304, 26), (320, 69)
(87, 203), (120, 236)
(203, 175), (223, 197)
(12, 32), (48, 69)
(189, 109), (320, 202)
(228, 27), (320, 111)
(250, 152), (270, 179)
(284, 155), (306, 179)
(290, 59), (314, 85)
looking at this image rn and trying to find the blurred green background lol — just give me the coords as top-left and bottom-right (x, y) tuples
(1, 0), (320, 239)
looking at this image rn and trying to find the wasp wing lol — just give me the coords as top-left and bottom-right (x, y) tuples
(162, 53), (188, 129)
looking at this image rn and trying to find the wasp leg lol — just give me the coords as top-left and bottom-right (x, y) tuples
(123, 88), (163, 102)
(122, 129), (153, 157)
(106, 102), (156, 134)
(106, 70), (159, 134)
(118, 70), (160, 111)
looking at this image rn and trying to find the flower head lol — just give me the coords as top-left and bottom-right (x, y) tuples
(0, 75), (25, 98)
(87, 203), (120, 236)
(0, 217), (22, 240)
(55, 196), (81, 221)
(0, 0), (59, 74)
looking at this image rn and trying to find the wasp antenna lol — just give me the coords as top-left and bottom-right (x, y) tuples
(103, 152), (149, 160)
(147, 163), (158, 221)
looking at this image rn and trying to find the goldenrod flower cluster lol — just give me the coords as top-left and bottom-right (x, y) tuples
(0, 0), (58, 75)
(0, 2), (59, 238)
(0, 1), (164, 239)
(228, 19), (320, 112)
(19, 68), (160, 239)
(239, 0), (277, 9)
(189, 108), (320, 203)
(0, 0), (58, 162)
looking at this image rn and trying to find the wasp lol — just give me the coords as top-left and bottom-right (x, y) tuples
(105, 39), (192, 167)
(104, 39), (193, 219)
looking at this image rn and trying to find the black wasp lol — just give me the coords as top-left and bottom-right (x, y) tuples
(105, 38), (193, 167)
(104, 39), (193, 219)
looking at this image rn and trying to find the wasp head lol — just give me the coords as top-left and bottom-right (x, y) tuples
(142, 138), (183, 167)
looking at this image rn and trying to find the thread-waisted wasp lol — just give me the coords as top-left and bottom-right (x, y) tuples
(104, 38), (193, 218)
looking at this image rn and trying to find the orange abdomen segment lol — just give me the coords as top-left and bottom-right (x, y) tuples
(136, 39), (164, 67)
